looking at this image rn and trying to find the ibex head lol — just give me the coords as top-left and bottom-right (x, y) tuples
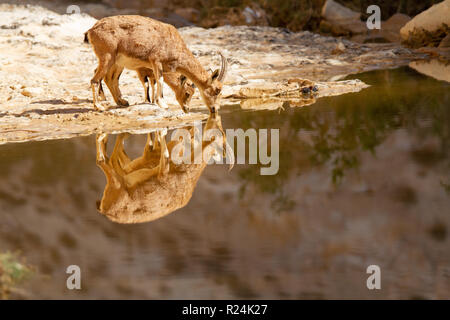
(178, 75), (196, 112)
(201, 52), (228, 113)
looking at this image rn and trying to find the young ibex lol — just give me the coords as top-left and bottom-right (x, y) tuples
(97, 68), (195, 111)
(95, 113), (229, 223)
(86, 15), (228, 113)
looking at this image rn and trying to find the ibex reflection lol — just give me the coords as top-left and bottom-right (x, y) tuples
(95, 114), (231, 224)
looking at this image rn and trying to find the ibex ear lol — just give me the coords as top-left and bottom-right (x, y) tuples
(180, 75), (187, 86)
(211, 69), (220, 81)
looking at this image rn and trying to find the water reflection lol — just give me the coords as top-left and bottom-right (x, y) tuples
(227, 66), (450, 211)
(0, 66), (449, 299)
(409, 59), (450, 83)
(240, 96), (316, 111)
(238, 78), (318, 111)
(96, 113), (228, 224)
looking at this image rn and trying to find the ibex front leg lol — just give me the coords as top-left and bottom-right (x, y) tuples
(153, 61), (168, 109)
(157, 129), (170, 179)
(137, 71), (152, 103)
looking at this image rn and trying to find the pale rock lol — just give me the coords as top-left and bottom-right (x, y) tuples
(321, 0), (366, 35)
(400, 0), (450, 47)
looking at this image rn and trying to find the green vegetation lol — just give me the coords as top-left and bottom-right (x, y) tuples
(0, 252), (34, 299)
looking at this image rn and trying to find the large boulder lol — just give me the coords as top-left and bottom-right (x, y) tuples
(320, 0), (366, 36)
(400, 0), (450, 47)
(381, 13), (411, 43)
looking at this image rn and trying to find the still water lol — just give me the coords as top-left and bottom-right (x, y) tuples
(0, 66), (449, 299)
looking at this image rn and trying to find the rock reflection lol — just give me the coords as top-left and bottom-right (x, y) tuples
(232, 78), (368, 111)
(409, 59), (450, 83)
(96, 113), (230, 224)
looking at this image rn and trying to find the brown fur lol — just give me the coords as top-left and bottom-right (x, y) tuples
(86, 15), (227, 112)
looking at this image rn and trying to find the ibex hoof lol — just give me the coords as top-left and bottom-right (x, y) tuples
(94, 103), (108, 111)
(118, 99), (129, 107)
(157, 98), (169, 109)
(98, 93), (107, 101)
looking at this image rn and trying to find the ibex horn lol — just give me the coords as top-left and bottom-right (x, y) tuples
(217, 52), (228, 82)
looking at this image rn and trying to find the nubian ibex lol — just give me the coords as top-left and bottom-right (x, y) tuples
(85, 15), (228, 113)
(96, 113), (232, 224)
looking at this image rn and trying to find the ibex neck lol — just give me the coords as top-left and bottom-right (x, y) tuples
(177, 52), (211, 90)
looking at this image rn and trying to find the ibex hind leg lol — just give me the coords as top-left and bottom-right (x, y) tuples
(91, 53), (115, 111)
(92, 67), (106, 101)
(95, 134), (119, 182)
(93, 66), (106, 101)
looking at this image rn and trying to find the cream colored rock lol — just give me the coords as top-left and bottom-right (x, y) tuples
(321, 0), (366, 35)
(321, 0), (360, 22)
(400, 0), (450, 46)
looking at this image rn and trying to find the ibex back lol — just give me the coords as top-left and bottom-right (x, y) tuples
(86, 15), (228, 113)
